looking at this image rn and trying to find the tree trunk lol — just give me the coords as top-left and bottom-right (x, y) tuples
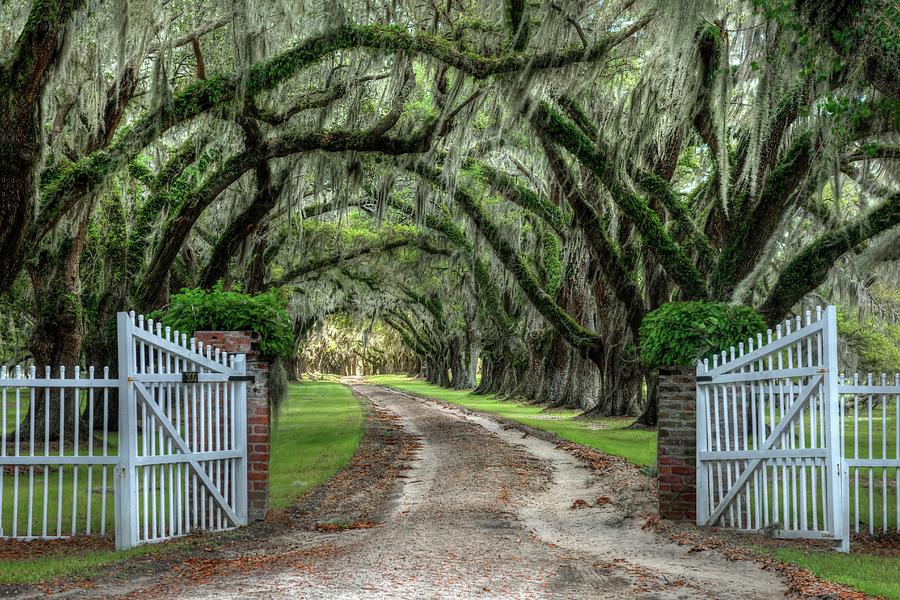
(436, 352), (451, 388)
(449, 335), (473, 388)
(474, 354), (495, 395)
(564, 352), (602, 411)
(541, 334), (572, 407)
(0, 2), (84, 293)
(498, 363), (521, 398)
(543, 239), (599, 410)
(0, 148), (35, 294)
(467, 343), (478, 388)
(632, 369), (659, 428)
(520, 329), (548, 402)
(22, 212), (91, 442)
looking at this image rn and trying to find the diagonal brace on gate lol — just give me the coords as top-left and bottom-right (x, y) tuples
(132, 381), (242, 527)
(704, 374), (823, 527)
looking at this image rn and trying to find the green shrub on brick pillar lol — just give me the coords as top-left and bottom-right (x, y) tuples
(152, 284), (292, 411)
(156, 285), (295, 522)
(640, 302), (765, 521)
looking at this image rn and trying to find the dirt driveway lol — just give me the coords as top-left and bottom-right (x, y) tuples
(170, 384), (788, 598)
(48, 383), (789, 599)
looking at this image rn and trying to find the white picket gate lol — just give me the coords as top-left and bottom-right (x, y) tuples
(697, 305), (900, 551)
(0, 312), (250, 549)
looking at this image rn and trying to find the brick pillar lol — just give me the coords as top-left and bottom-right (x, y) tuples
(244, 351), (270, 521)
(657, 365), (697, 521)
(194, 330), (270, 522)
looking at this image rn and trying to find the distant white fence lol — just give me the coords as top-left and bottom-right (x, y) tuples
(697, 305), (899, 551)
(0, 312), (250, 549)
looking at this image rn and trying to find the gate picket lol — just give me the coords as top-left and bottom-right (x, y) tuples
(121, 311), (248, 547)
(698, 306), (841, 543)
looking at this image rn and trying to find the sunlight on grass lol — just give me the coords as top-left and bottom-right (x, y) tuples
(774, 548), (900, 599)
(366, 374), (657, 466)
(269, 380), (364, 509)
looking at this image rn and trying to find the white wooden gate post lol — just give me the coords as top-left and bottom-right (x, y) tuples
(696, 361), (710, 525)
(232, 353), (249, 526)
(115, 312), (139, 549)
(822, 305), (848, 550)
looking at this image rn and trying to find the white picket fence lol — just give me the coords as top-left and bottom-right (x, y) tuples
(697, 305), (899, 551)
(839, 373), (899, 538)
(0, 312), (250, 549)
(0, 366), (117, 539)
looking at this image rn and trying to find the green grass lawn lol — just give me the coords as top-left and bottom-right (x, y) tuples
(0, 542), (177, 585)
(0, 380), (363, 585)
(268, 379), (363, 509)
(366, 374), (657, 466)
(773, 548), (900, 599)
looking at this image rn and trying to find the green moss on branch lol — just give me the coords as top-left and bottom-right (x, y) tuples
(36, 16), (650, 242)
(711, 130), (813, 298)
(530, 101), (709, 300)
(411, 161), (603, 358)
(759, 191), (900, 324)
(462, 158), (568, 237)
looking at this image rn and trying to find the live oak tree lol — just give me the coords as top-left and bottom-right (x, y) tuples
(0, 0), (897, 436)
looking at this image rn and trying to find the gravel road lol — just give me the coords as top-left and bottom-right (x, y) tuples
(167, 383), (787, 599)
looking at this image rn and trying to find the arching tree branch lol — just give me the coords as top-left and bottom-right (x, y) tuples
(410, 161), (604, 361)
(759, 191), (900, 323)
(528, 100), (709, 299)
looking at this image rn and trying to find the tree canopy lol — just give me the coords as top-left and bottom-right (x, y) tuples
(0, 0), (897, 427)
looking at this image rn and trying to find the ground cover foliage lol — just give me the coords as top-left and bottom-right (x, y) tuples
(0, 0), (896, 429)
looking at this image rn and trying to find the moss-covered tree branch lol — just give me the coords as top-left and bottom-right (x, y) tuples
(462, 157), (569, 237)
(35, 15), (652, 249)
(759, 191), (900, 323)
(537, 134), (645, 335)
(273, 235), (449, 287)
(200, 169), (288, 289)
(410, 160), (604, 361)
(529, 100), (709, 300)
(136, 116), (440, 311)
(554, 93), (713, 262)
(711, 131), (814, 298)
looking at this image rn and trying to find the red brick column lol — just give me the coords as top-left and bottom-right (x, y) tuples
(657, 365), (697, 521)
(194, 330), (270, 522)
(244, 351), (270, 521)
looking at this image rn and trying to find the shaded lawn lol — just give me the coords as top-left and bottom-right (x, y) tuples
(0, 542), (177, 585)
(366, 374), (657, 467)
(268, 379), (363, 509)
(0, 380), (363, 584)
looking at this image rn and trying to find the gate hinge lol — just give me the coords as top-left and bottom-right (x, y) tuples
(228, 375), (255, 382)
(696, 375), (713, 382)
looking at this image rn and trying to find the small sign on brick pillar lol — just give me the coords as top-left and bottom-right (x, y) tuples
(657, 365), (697, 521)
(194, 330), (270, 522)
